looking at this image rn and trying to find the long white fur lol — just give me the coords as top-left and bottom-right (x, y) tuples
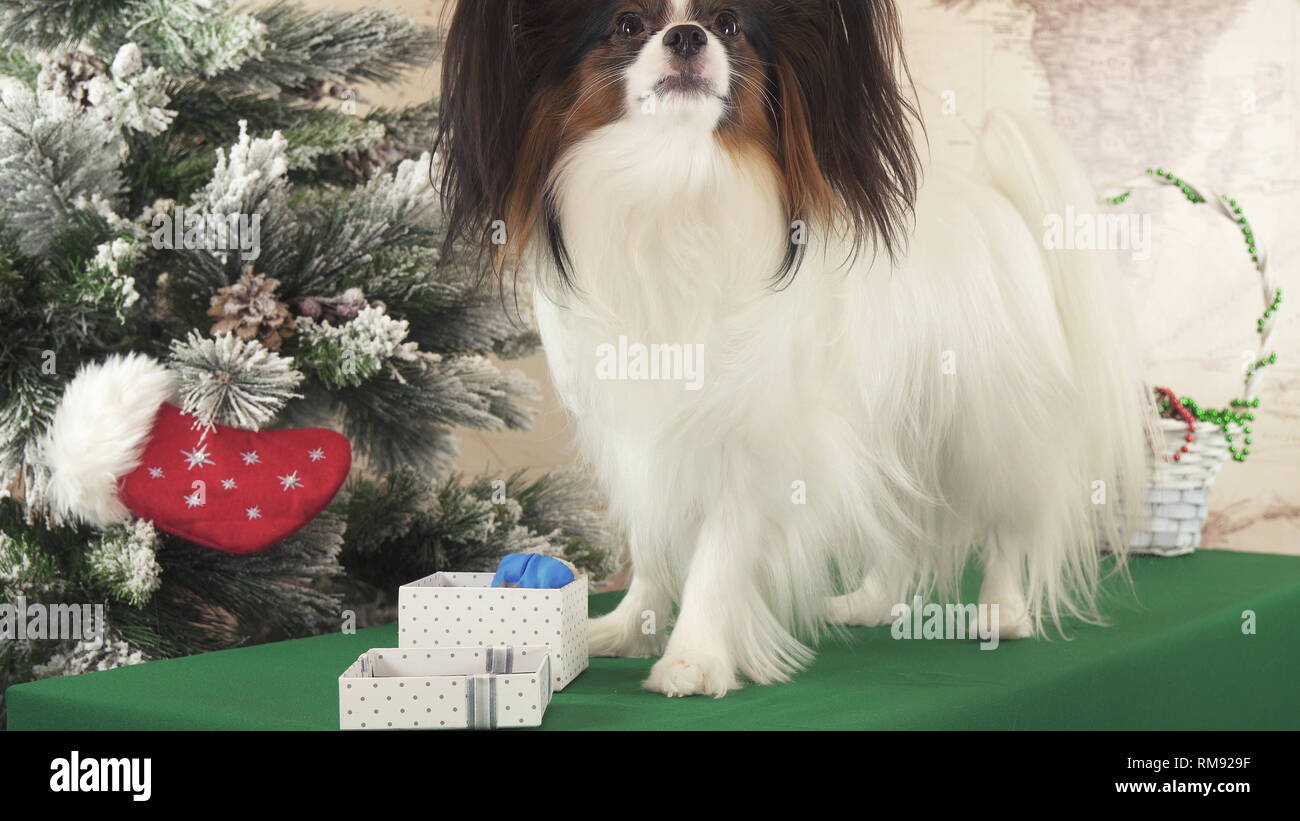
(41, 353), (175, 527)
(530, 37), (1149, 696)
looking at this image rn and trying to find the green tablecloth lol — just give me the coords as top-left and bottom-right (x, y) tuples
(7, 550), (1299, 730)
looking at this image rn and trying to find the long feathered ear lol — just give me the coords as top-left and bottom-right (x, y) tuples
(770, 0), (922, 269)
(433, 0), (528, 274)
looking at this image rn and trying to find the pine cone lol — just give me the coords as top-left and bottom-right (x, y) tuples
(340, 134), (405, 180)
(208, 272), (296, 351)
(39, 51), (110, 109)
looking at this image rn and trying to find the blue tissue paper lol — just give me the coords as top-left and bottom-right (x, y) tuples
(490, 553), (576, 589)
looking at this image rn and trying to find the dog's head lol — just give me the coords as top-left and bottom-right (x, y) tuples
(435, 0), (920, 283)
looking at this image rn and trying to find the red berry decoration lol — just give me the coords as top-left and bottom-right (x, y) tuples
(1154, 387), (1196, 463)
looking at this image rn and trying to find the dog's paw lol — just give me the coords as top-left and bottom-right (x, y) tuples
(588, 612), (662, 658)
(826, 588), (898, 627)
(969, 604), (1036, 641)
(643, 650), (740, 698)
(994, 609), (1036, 640)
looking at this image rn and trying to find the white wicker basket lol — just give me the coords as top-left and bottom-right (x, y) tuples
(1102, 170), (1280, 557)
(1131, 421), (1235, 556)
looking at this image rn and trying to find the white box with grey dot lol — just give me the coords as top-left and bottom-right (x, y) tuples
(339, 646), (553, 730)
(397, 571), (589, 690)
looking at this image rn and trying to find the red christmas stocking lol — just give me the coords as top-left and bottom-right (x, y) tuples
(41, 353), (350, 555)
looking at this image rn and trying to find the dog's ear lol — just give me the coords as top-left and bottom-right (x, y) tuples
(434, 0), (530, 272)
(770, 0), (921, 268)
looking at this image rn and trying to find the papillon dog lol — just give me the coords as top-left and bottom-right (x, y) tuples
(435, 0), (1152, 697)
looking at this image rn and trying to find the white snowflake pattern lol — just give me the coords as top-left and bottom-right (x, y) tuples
(278, 470), (303, 491)
(241, 450), (261, 466)
(181, 444), (215, 470)
(184, 490), (205, 509)
(221, 478), (237, 490)
(246, 506), (262, 520)
(147, 467), (165, 479)
(307, 448), (325, 462)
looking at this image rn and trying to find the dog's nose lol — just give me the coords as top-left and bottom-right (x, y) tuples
(663, 24), (708, 59)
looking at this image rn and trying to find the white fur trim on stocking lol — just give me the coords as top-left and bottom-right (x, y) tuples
(42, 353), (175, 527)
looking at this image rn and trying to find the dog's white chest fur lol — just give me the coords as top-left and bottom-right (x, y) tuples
(535, 124), (805, 434)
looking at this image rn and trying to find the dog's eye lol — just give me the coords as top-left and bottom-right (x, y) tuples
(616, 13), (646, 38)
(714, 10), (741, 38)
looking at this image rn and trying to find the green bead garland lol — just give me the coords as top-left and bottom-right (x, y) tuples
(1259, 287), (1282, 334)
(1108, 169), (1284, 465)
(1132, 168), (1269, 273)
(1164, 395), (1257, 463)
(1144, 167), (1206, 204)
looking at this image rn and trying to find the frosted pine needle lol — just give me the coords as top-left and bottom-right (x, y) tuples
(169, 330), (304, 430)
(296, 304), (420, 389)
(85, 520), (163, 607)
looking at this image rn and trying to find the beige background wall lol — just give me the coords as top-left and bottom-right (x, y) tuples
(303, 0), (1299, 557)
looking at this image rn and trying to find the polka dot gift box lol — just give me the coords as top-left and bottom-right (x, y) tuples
(339, 646), (554, 730)
(398, 570), (588, 691)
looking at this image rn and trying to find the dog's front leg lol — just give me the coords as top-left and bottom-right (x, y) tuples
(642, 509), (746, 698)
(588, 573), (672, 658)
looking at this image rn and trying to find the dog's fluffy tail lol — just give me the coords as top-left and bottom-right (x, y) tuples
(978, 110), (1153, 627)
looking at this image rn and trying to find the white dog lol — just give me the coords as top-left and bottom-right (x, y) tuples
(435, 0), (1152, 697)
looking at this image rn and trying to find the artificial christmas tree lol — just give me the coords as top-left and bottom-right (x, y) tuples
(0, 0), (615, 727)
